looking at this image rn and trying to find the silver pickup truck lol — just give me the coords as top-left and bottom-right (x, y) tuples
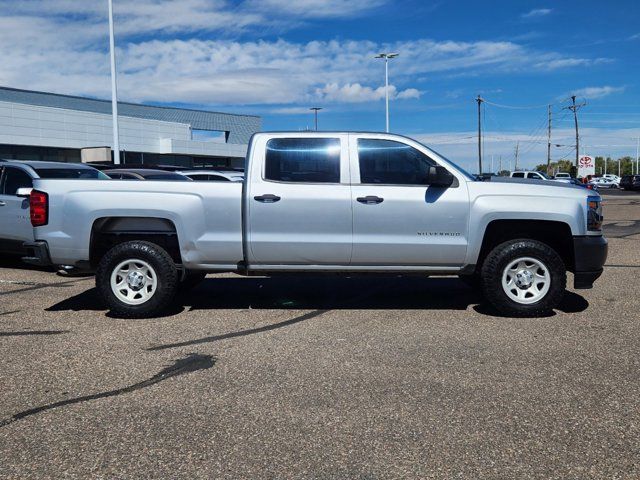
(24, 132), (607, 318)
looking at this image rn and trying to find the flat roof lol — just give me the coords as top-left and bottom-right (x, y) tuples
(0, 86), (261, 144)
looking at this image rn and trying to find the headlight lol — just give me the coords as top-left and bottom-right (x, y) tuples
(587, 197), (602, 231)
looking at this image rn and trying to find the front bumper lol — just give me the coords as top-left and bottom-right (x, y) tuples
(22, 241), (52, 267)
(573, 235), (608, 289)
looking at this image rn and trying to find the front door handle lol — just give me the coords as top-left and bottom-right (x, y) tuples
(356, 196), (384, 205)
(254, 194), (281, 203)
(0, 201), (6, 207)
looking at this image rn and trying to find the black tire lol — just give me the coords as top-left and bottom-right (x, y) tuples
(96, 241), (178, 318)
(178, 271), (207, 292)
(480, 239), (566, 317)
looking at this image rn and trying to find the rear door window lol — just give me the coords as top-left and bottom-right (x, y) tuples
(2, 167), (32, 195)
(512, 172), (525, 178)
(265, 138), (341, 183)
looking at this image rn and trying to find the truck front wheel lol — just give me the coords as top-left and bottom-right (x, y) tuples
(96, 241), (178, 318)
(480, 239), (566, 317)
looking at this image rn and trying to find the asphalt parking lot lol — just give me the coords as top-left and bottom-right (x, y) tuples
(1, 192), (638, 479)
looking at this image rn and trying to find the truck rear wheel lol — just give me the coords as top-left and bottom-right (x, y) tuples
(480, 239), (566, 317)
(96, 241), (178, 318)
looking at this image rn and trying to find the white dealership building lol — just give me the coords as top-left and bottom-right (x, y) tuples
(0, 86), (261, 168)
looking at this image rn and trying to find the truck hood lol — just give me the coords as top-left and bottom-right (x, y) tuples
(466, 176), (598, 202)
(486, 177), (573, 188)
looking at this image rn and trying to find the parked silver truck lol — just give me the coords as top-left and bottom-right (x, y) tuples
(23, 132), (607, 317)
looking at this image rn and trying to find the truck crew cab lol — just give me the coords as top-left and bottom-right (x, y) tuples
(24, 132), (607, 318)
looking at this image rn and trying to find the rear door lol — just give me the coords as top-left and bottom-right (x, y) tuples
(0, 166), (34, 250)
(246, 134), (352, 266)
(349, 134), (469, 267)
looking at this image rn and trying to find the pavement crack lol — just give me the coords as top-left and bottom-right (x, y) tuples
(0, 353), (216, 428)
(147, 309), (329, 351)
(0, 277), (91, 297)
(0, 330), (68, 337)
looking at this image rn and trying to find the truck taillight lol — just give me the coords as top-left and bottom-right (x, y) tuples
(30, 190), (48, 227)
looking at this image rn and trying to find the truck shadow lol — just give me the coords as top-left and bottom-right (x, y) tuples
(0, 255), (55, 272)
(46, 275), (589, 318)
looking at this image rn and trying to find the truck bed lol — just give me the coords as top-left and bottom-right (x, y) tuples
(32, 179), (244, 269)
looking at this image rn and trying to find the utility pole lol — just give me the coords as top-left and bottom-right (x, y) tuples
(476, 95), (483, 174)
(564, 95), (586, 169)
(636, 137), (640, 175)
(514, 141), (520, 171)
(499, 155), (502, 173)
(618, 155), (621, 177)
(546, 104), (552, 174)
(491, 154), (494, 174)
(108, 0), (121, 165)
(310, 107), (322, 131)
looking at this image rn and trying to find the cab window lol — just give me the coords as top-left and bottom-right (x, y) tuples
(357, 138), (435, 185)
(265, 138), (341, 183)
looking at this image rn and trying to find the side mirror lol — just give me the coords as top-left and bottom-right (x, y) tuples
(16, 187), (33, 198)
(426, 166), (454, 188)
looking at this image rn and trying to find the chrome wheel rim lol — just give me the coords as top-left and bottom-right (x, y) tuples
(501, 257), (550, 305)
(110, 259), (158, 305)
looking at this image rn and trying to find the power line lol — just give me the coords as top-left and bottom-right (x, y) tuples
(482, 99), (553, 110)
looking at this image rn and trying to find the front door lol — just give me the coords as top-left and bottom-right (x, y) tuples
(0, 166), (34, 253)
(247, 135), (352, 266)
(349, 135), (469, 267)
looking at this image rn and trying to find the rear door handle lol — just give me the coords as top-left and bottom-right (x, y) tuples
(0, 201), (6, 206)
(356, 196), (384, 205)
(254, 194), (281, 203)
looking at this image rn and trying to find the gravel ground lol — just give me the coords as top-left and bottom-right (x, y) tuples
(0, 194), (638, 479)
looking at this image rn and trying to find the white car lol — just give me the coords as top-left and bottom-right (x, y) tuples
(602, 174), (621, 183)
(511, 171), (571, 183)
(178, 169), (244, 182)
(554, 172), (572, 180)
(0, 160), (108, 256)
(589, 177), (619, 189)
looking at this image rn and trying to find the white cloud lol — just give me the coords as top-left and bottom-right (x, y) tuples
(316, 83), (421, 103)
(244, 0), (387, 18)
(570, 86), (625, 99)
(271, 107), (325, 115)
(521, 8), (553, 19)
(0, 2), (612, 108)
(628, 33), (640, 40)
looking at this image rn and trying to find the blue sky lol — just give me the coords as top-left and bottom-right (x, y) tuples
(0, 0), (638, 171)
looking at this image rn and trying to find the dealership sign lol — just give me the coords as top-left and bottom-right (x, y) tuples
(578, 155), (595, 177)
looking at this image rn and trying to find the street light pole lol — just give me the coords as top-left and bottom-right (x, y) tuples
(310, 107), (322, 131)
(374, 53), (399, 133)
(108, 0), (121, 165)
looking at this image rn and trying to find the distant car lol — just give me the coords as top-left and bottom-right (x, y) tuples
(602, 174), (621, 183)
(177, 170), (244, 182)
(620, 175), (640, 191)
(589, 177), (619, 189)
(0, 160), (108, 256)
(511, 171), (570, 183)
(105, 169), (192, 181)
(568, 178), (598, 192)
(554, 172), (572, 180)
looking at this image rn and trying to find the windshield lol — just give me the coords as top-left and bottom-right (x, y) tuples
(537, 171), (552, 179)
(35, 168), (109, 179)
